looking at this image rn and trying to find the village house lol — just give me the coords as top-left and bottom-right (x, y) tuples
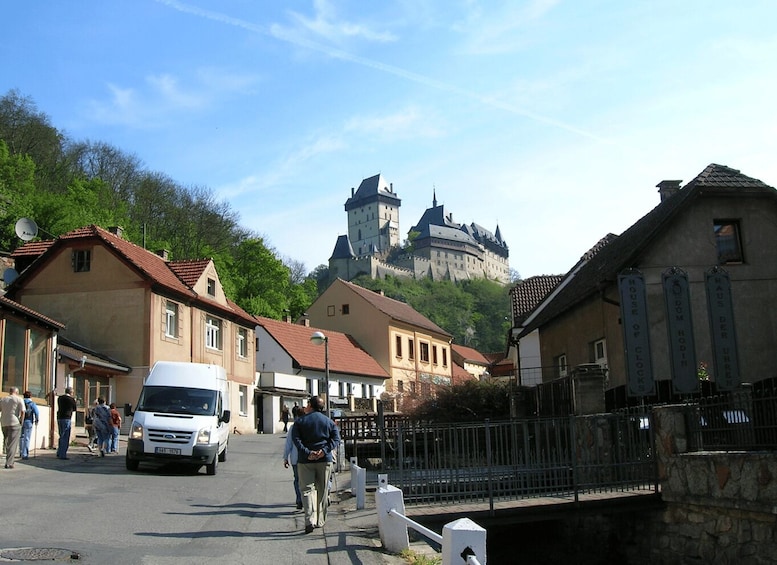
(6, 225), (258, 433)
(515, 164), (777, 402)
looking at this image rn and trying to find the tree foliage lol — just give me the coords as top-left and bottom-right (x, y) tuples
(410, 379), (512, 423)
(353, 274), (511, 353)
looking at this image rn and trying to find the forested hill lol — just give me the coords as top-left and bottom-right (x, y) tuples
(0, 89), (513, 352)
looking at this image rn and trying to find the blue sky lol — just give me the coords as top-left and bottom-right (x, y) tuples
(3, 1), (776, 278)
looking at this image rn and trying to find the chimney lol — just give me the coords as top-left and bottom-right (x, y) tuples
(351, 187), (355, 197)
(155, 249), (169, 260)
(390, 182), (393, 193)
(107, 226), (124, 238)
(657, 180), (682, 202)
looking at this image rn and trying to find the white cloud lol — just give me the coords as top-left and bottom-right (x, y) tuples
(344, 107), (445, 140)
(287, 0), (397, 45)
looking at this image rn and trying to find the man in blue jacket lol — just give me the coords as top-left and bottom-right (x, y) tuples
(292, 396), (340, 533)
(20, 391), (40, 459)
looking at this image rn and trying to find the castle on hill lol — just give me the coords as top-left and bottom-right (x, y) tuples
(328, 174), (510, 285)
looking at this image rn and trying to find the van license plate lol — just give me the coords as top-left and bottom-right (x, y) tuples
(155, 447), (181, 455)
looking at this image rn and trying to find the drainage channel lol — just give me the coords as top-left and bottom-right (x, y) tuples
(0, 548), (81, 561)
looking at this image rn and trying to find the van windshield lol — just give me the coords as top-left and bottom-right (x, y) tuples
(137, 386), (218, 416)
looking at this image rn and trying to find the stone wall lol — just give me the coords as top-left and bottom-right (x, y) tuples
(644, 405), (777, 564)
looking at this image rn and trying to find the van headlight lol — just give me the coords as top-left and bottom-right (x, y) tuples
(196, 428), (212, 444)
(130, 422), (144, 440)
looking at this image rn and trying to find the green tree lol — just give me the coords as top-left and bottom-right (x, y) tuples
(412, 379), (512, 423)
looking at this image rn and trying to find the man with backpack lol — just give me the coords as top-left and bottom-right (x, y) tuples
(19, 391), (39, 459)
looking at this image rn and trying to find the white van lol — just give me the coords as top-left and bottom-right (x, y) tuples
(125, 361), (231, 475)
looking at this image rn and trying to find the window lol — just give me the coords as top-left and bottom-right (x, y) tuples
(714, 220), (744, 264)
(556, 354), (568, 378)
(410, 381), (416, 394)
(205, 315), (222, 350)
(432, 345), (438, 365)
(395, 335), (402, 358)
(398, 380), (404, 392)
(339, 382), (346, 397)
(165, 300), (179, 338)
(327, 305), (335, 316)
(207, 278), (216, 296)
(408, 339), (414, 360)
(237, 328), (248, 358)
(27, 328), (47, 398)
(72, 249), (91, 272)
(442, 348), (448, 367)
(420, 342), (430, 363)
(239, 385), (247, 416)
(342, 304), (350, 315)
(592, 339), (607, 368)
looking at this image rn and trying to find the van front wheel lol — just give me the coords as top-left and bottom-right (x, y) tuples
(206, 454), (218, 475)
(126, 455), (140, 471)
(218, 442), (228, 462)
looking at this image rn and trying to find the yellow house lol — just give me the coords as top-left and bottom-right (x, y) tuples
(8, 225), (257, 433)
(305, 278), (452, 412)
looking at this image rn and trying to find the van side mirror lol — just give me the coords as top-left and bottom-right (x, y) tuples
(221, 410), (231, 424)
(124, 403), (133, 416)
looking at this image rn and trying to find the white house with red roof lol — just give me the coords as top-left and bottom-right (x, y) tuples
(255, 316), (388, 433)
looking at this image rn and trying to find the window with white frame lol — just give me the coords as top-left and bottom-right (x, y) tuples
(239, 385), (247, 415)
(207, 278), (216, 297)
(237, 327), (248, 358)
(165, 300), (179, 338)
(205, 315), (223, 350)
(72, 249), (91, 272)
(593, 339), (608, 368)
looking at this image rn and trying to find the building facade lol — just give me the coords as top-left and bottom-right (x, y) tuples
(8, 225), (258, 433)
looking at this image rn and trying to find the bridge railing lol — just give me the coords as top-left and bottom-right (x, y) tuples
(380, 410), (657, 507)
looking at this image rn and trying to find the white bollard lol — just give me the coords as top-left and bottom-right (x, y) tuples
(442, 518), (487, 565)
(349, 457), (366, 509)
(375, 484), (409, 553)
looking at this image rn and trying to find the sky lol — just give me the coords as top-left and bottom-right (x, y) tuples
(3, 1), (777, 279)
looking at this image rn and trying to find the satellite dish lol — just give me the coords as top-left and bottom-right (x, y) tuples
(15, 218), (39, 241)
(2, 268), (18, 285)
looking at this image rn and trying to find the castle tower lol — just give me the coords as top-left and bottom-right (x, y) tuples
(344, 174), (401, 257)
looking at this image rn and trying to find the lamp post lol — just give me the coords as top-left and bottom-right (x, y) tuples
(310, 331), (330, 417)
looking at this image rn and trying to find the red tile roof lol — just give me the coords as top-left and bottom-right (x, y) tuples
(451, 361), (477, 385)
(11, 225), (256, 326)
(0, 295), (65, 330)
(451, 344), (490, 365)
(168, 259), (212, 288)
(510, 275), (564, 324)
(337, 279), (451, 337)
(256, 317), (389, 379)
(10, 240), (53, 257)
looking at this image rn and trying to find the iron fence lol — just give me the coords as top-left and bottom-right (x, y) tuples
(380, 411), (657, 505)
(684, 384), (777, 451)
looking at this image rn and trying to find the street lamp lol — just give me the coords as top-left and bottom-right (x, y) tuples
(310, 331), (330, 417)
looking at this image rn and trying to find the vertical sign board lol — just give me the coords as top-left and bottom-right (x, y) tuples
(618, 271), (655, 396)
(662, 268), (699, 394)
(705, 268), (740, 391)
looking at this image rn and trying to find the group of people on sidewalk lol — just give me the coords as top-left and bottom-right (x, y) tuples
(85, 398), (122, 456)
(0, 387), (40, 468)
(1, 386), (123, 467)
(282, 395), (341, 534)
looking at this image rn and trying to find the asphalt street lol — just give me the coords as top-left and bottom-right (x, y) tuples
(0, 431), (405, 565)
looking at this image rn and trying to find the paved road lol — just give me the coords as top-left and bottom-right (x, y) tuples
(0, 432), (404, 565)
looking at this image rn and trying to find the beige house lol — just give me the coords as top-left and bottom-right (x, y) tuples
(305, 278), (452, 411)
(517, 164), (777, 400)
(8, 225), (257, 433)
(450, 344), (491, 380)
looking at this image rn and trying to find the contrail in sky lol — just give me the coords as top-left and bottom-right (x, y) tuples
(154, 0), (605, 142)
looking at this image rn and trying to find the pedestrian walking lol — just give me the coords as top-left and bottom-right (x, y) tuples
(283, 406), (303, 510)
(92, 397), (112, 457)
(291, 396), (340, 533)
(56, 387), (77, 459)
(109, 402), (122, 453)
(19, 391), (40, 459)
(1, 387), (25, 469)
(281, 404), (290, 432)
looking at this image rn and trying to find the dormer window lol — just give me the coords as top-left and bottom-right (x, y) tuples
(207, 278), (216, 297)
(72, 249), (91, 272)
